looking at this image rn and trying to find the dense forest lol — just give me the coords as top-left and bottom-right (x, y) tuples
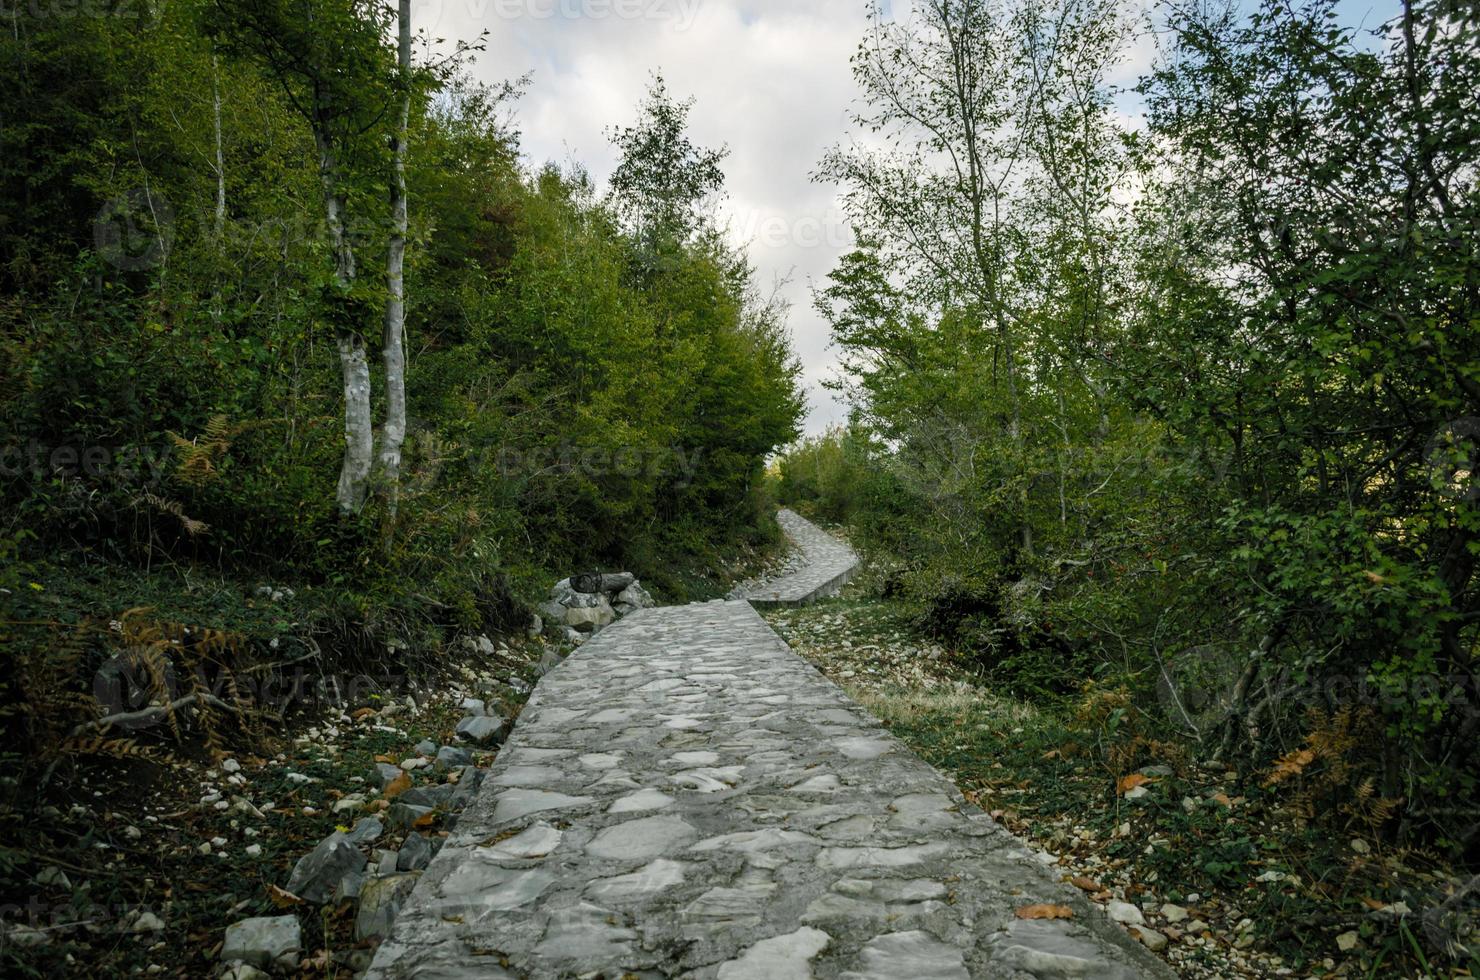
(0, 1), (802, 705)
(780, 0), (1478, 898)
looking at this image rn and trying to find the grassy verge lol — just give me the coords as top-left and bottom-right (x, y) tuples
(764, 591), (1478, 980)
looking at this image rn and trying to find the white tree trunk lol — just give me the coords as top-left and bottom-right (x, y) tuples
(379, 0), (411, 513)
(316, 125), (374, 514)
(338, 337), (375, 511)
(212, 52), (226, 240)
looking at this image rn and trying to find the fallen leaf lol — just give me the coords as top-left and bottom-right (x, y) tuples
(1117, 773), (1152, 795)
(1211, 792), (1233, 807)
(382, 772), (411, 799)
(1016, 904), (1075, 920)
(266, 884), (303, 908)
(1069, 876), (1102, 892)
(353, 708), (377, 721)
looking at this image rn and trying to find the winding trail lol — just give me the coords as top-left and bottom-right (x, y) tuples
(733, 509), (859, 607)
(366, 515), (1173, 978)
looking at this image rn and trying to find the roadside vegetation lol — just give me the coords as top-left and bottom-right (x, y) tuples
(775, 0), (1479, 973)
(1, 2), (800, 972)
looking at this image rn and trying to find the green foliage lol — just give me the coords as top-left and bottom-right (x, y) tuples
(790, 0), (1480, 868)
(0, 4), (803, 682)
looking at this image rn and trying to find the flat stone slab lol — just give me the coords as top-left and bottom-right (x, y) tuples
(734, 509), (859, 607)
(365, 602), (1174, 979)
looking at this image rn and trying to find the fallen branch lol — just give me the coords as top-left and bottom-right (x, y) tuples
(68, 692), (238, 739)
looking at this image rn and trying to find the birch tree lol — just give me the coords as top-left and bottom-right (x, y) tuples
(380, 0), (410, 514)
(817, 0), (1127, 557)
(213, 0), (394, 513)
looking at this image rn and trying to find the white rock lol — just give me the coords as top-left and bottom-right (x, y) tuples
(1135, 926), (1168, 952)
(130, 911), (166, 933)
(1160, 903), (1188, 923)
(221, 758), (241, 773)
(1107, 900), (1145, 926)
(222, 915), (301, 971)
(1336, 931), (1359, 951)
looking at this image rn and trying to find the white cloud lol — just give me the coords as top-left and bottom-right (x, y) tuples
(426, 0), (1176, 437)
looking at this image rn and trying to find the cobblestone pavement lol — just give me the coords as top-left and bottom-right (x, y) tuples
(731, 510), (859, 606)
(366, 602), (1175, 978)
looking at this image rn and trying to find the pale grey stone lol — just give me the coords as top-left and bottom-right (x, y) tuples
(285, 832), (366, 904)
(455, 714), (506, 746)
(489, 789), (592, 823)
(584, 858), (687, 902)
(717, 927), (831, 979)
(588, 815), (697, 862)
(842, 931), (967, 980)
(222, 915), (301, 971)
(484, 823), (563, 861)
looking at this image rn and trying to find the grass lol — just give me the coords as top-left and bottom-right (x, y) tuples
(765, 589), (1480, 980)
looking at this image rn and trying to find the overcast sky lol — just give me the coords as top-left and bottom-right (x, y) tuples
(418, 0), (1396, 437)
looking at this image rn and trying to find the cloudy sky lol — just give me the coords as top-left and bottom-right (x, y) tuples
(418, 0), (1395, 436)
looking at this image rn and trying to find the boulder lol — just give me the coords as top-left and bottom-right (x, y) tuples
(333, 870), (365, 903)
(222, 915), (301, 972)
(435, 745), (473, 771)
(537, 600), (568, 625)
(355, 873), (421, 941)
(397, 832), (434, 871)
(565, 596), (615, 633)
(386, 802), (434, 831)
(615, 582), (655, 610)
(345, 817), (383, 847)
(400, 784), (454, 809)
(413, 739), (437, 757)
(455, 714), (506, 747)
(285, 832), (367, 904)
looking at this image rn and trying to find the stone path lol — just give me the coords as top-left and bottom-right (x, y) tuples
(366, 601), (1174, 978)
(732, 510), (859, 607)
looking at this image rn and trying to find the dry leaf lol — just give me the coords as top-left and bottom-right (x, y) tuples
(353, 708), (377, 721)
(266, 884), (303, 908)
(1015, 904), (1075, 920)
(1069, 876), (1102, 892)
(383, 772), (412, 799)
(1265, 748), (1316, 786)
(1117, 773), (1152, 794)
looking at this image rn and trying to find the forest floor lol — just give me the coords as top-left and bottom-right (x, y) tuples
(0, 538), (784, 978)
(763, 586), (1478, 980)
